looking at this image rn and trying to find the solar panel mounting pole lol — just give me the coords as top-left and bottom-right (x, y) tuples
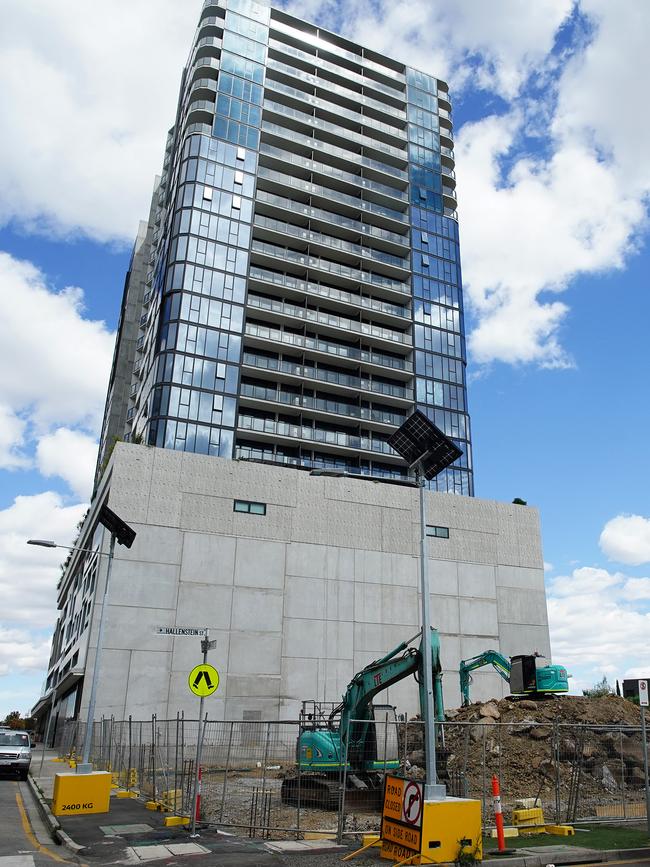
(417, 465), (445, 800)
(387, 410), (462, 802)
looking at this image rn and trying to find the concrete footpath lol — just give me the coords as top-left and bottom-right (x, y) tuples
(26, 747), (650, 866)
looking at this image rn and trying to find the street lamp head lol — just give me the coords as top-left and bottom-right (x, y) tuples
(27, 539), (58, 548)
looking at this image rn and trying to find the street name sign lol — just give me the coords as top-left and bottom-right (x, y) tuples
(156, 626), (206, 636)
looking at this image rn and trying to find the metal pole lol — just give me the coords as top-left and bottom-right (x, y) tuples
(641, 706), (650, 835)
(79, 531), (116, 772)
(190, 629), (209, 837)
(418, 472), (444, 800)
(38, 689), (57, 777)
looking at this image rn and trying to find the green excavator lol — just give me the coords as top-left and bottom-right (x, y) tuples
(459, 650), (569, 706)
(281, 628), (446, 809)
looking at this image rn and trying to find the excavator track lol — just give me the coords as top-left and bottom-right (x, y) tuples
(280, 775), (340, 811)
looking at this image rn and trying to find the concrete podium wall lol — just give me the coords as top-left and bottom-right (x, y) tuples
(75, 444), (551, 721)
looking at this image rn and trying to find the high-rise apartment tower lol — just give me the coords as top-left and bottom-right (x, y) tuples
(99, 0), (473, 495)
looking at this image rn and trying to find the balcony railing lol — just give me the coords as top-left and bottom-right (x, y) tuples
(242, 352), (413, 400)
(248, 266), (410, 321)
(239, 382), (406, 426)
(237, 414), (398, 456)
(244, 314), (413, 364)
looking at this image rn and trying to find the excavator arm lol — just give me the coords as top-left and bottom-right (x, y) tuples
(337, 628), (444, 769)
(459, 650), (511, 706)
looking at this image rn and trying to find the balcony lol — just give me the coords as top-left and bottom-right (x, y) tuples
(263, 98), (407, 162)
(266, 56), (407, 123)
(261, 121), (408, 182)
(256, 165), (409, 229)
(248, 266), (410, 326)
(252, 214), (410, 278)
(239, 381), (406, 429)
(264, 77), (407, 148)
(259, 142), (407, 204)
(249, 239), (410, 301)
(237, 414), (400, 460)
(255, 189), (409, 255)
(267, 37), (406, 106)
(241, 352), (414, 404)
(244, 303), (412, 362)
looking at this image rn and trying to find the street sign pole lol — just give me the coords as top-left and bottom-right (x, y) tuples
(639, 679), (650, 834)
(190, 628), (209, 838)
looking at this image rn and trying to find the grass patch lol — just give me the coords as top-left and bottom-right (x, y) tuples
(484, 823), (650, 851)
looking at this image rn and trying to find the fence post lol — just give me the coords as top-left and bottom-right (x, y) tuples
(553, 720), (560, 823)
(128, 716), (133, 793)
(337, 719), (351, 845)
(219, 720), (234, 822)
(481, 724), (487, 821)
(296, 718), (302, 841)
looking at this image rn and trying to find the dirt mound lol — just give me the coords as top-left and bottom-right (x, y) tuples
(402, 695), (646, 819)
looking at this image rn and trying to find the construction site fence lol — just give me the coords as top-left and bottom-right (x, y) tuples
(52, 717), (649, 839)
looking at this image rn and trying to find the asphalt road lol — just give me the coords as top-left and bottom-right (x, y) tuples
(0, 772), (83, 865)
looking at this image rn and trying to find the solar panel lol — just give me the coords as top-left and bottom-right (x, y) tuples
(388, 409), (463, 481)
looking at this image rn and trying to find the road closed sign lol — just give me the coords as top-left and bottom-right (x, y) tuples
(640, 679), (649, 707)
(382, 775), (423, 857)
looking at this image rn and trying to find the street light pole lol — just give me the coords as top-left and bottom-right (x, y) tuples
(27, 504), (135, 776)
(78, 531), (116, 772)
(417, 469), (445, 800)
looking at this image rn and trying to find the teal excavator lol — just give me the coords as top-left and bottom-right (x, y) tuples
(459, 650), (569, 706)
(281, 629), (445, 809)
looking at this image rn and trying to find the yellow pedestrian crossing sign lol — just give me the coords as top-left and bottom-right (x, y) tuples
(188, 663), (220, 697)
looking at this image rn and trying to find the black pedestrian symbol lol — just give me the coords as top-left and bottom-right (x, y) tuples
(193, 670), (213, 690)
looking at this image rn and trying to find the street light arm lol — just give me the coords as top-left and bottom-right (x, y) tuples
(27, 540), (107, 557)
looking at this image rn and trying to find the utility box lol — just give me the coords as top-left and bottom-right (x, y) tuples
(52, 771), (112, 816)
(381, 776), (482, 864)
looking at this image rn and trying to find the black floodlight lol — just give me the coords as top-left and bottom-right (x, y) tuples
(98, 504), (137, 548)
(388, 409), (463, 481)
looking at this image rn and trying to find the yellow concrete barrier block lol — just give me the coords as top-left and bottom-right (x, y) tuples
(116, 790), (138, 799)
(164, 815), (190, 827)
(52, 771), (112, 816)
(513, 807), (545, 826)
(304, 832), (337, 840)
(362, 833), (381, 847)
(490, 827), (519, 838)
(545, 825), (575, 836)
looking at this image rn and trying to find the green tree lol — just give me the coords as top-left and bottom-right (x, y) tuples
(3, 711), (25, 729)
(583, 676), (614, 698)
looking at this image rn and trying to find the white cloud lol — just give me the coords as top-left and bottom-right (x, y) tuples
(0, 0), (195, 242)
(622, 578), (650, 601)
(0, 404), (29, 470)
(0, 629), (51, 678)
(36, 428), (98, 501)
(0, 492), (87, 629)
(0, 252), (114, 433)
(547, 566), (650, 685)
(600, 514), (650, 566)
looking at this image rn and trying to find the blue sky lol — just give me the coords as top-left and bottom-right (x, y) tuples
(1, 0), (649, 719)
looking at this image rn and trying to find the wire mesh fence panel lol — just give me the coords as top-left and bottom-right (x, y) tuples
(46, 715), (650, 836)
(556, 723), (648, 822)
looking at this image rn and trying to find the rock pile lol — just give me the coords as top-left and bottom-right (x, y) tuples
(401, 695), (647, 817)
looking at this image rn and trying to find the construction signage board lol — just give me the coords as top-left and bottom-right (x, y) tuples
(640, 679), (649, 707)
(188, 663), (220, 697)
(381, 775), (423, 859)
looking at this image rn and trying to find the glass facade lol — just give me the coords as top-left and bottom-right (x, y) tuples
(98, 0), (474, 495)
